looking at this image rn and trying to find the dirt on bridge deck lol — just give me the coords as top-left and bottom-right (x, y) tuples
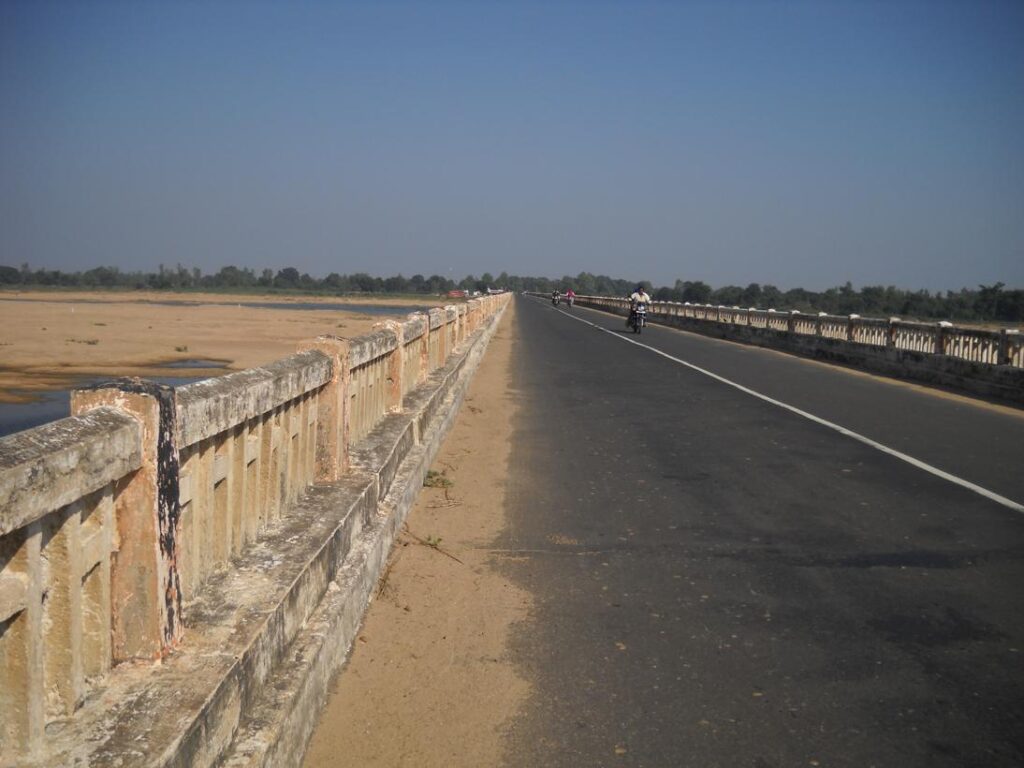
(303, 301), (532, 768)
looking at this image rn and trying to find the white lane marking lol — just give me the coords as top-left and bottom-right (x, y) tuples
(541, 299), (1024, 515)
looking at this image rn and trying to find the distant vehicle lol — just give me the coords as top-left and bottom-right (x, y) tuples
(630, 302), (647, 334)
(446, 289), (467, 298)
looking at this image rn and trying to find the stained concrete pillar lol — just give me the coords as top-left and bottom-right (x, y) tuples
(429, 308), (447, 367)
(936, 322), (952, 355)
(297, 336), (351, 480)
(373, 320), (404, 413)
(71, 381), (182, 661)
(417, 315), (430, 382)
(998, 330), (1014, 366)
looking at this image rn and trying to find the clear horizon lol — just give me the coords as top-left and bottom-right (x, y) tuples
(2, 1), (1022, 292)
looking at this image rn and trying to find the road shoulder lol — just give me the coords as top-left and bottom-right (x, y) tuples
(302, 301), (531, 767)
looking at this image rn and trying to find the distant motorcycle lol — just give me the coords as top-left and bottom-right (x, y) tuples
(551, 293), (560, 306)
(630, 303), (647, 334)
(566, 295), (575, 309)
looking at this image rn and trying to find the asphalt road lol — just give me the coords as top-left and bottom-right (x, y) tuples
(499, 296), (1024, 768)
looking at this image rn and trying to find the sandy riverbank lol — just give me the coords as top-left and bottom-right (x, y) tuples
(0, 290), (445, 403)
(0, 288), (444, 307)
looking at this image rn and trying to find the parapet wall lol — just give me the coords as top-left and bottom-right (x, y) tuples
(0, 293), (510, 766)
(560, 294), (1024, 405)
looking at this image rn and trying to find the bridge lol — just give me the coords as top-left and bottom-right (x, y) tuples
(2, 293), (1023, 766)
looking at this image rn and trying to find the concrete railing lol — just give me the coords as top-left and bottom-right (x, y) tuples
(0, 294), (507, 765)
(0, 410), (139, 755)
(545, 294), (1024, 403)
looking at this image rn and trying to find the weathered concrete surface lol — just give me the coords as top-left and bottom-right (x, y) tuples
(175, 350), (333, 448)
(578, 299), (1024, 405)
(221, 303), (502, 768)
(72, 382), (185, 660)
(296, 336), (351, 482)
(372, 319), (404, 412)
(0, 408), (140, 535)
(349, 413), (416, 504)
(402, 313), (428, 341)
(348, 327), (399, 369)
(10, 300), (508, 768)
(26, 470), (376, 768)
(403, 346), (470, 443)
(428, 307), (446, 331)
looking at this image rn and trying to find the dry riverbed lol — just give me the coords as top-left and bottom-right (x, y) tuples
(303, 302), (532, 767)
(0, 290), (442, 402)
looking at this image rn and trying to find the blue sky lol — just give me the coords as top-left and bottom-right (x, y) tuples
(1, 0), (1022, 290)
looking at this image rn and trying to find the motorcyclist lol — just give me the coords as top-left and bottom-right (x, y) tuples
(565, 288), (576, 307)
(551, 289), (560, 306)
(627, 284), (651, 327)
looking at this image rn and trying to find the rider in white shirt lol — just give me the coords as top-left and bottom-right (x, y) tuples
(627, 285), (651, 326)
(629, 286), (651, 307)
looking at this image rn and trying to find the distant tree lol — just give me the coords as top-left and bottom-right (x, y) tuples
(996, 289), (1024, 322)
(653, 286), (674, 301)
(761, 284), (783, 308)
(679, 281), (712, 303)
(740, 283), (762, 307)
(975, 282), (1005, 320)
(82, 266), (120, 287)
(712, 285), (743, 306)
(323, 272), (350, 292)
(571, 272), (595, 295)
(274, 267), (300, 288)
(213, 265), (251, 287)
(349, 273), (379, 292)
(0, 265), (22, 284)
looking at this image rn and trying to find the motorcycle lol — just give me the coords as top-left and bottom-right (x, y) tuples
(630, 303), (646, 334)
(566, 295), (575, 309)
(551, 294), (560, 306)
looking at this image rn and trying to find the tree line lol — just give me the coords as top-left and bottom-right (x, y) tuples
(1, 263), (1021, 323)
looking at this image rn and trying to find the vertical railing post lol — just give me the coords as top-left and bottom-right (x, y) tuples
(71, 381), (182, 661)
(417, 313), (430, 382)
(374, 320), (404, 413)
(444, 305), (458, 357)
(847, 315), (859, 342)
(935, 323), (948, 355)
(429, 308), (447, 366)
(888, 319), (899, 349)
(297, 336), (350, 480)
(998, 330), (1010, 366)
(1, 519), (44, 755)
